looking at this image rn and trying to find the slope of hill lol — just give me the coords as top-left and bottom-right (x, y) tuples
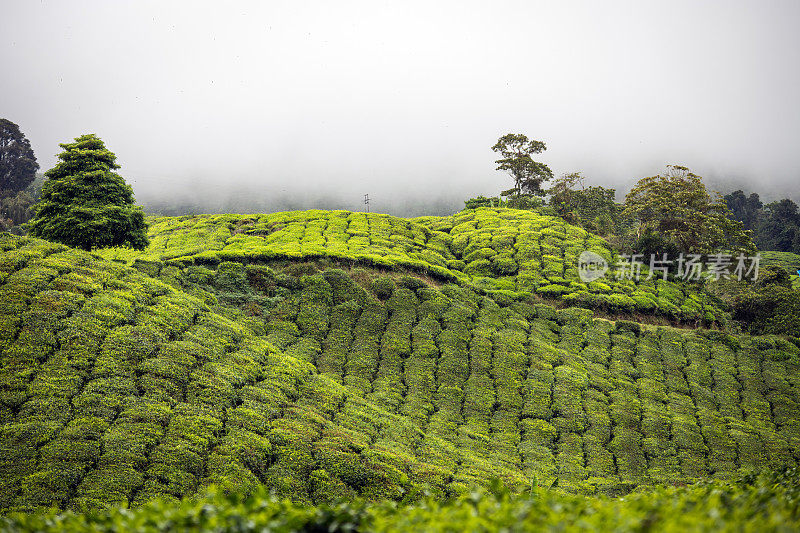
(2, 223), (800, 512)
(99, 208), (729, 325)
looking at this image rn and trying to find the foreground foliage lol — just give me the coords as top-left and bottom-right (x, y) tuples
(3, 471), (799, 532)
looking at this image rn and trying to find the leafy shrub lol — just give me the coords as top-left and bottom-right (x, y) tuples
(464, 196), (500, 209)
(370, 277), (395, 299)
(732, 285), (800, 336)
(492, 256), (518, 276)
(615, 321), (641, 336)
(244, 264), (276, 293)
(464, 259), (492, 277)
(397, 275), (427, 291)
(213, 262), (251, 294)
(537, 284), (570, 297)
(604, 294), (636, 313)
(132, 259), (162, 278)
(184, 265), (215, 285)
(464, 247), (496, 263)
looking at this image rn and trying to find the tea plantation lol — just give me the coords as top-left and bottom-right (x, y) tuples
(100, 208), (729, 325)
(2, 208), (800, 529)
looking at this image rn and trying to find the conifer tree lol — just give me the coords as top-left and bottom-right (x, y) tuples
(28, 134), (148, 251)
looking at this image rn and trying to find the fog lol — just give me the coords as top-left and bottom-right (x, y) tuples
(2, 1), (799, 215)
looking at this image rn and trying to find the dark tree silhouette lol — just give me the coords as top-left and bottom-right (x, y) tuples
(0, 118), (39, 198)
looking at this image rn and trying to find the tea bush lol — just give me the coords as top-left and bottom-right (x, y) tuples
(3, 472), (800, 532)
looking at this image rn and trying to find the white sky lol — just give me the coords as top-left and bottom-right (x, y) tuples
(2, 0), (799, 214)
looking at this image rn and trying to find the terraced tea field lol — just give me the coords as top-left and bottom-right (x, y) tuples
(2, 209), (799, 514)
(100, 208), (730, 325)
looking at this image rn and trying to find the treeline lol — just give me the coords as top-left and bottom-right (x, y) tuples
(475, 136), (800, 337)
(0, 176), (41, 234)
(725, 191), (800, 255)
(478, 135), (800, 261)
(468, 165), (754, 259)
(0, 119), (41, 234)
(469, 183), (800, 259)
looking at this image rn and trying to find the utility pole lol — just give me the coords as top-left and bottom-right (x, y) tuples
(364, 193), (370, 213)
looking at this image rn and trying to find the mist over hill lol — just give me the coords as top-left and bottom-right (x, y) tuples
(136, 183), (463, 218)
(130, 170), (799, 219)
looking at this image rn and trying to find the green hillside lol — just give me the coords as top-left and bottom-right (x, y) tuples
(2, 210), (800, 514)
(99, 208), (729, 325)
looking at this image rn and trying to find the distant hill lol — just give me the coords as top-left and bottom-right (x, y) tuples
(100, 208), (730, 326)
(1, 208), (799, 512)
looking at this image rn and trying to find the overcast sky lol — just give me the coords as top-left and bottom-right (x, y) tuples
(2, 0), (799, 215)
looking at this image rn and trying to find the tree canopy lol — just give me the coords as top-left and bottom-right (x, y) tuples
(28, 134), (148, 251)
(492, 133), (553, 196)
(548, 172), (585, 224)
(724, 190), (763, 230)
(0, 118), (39, 198)
(756, 199), (800, 253)
(548, 173), (620, 236)
(724, 190), (800, 255)
(623, 165), (755, 255)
